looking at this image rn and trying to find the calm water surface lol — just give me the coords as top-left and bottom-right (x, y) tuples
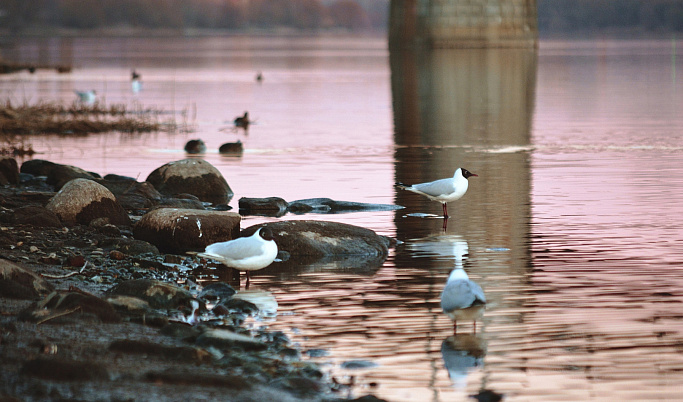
(2, 36), (683, 401)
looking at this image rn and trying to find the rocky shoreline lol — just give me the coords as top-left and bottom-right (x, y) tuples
(0, 156), (395, 402)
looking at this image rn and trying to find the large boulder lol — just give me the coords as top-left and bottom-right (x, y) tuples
(133, 208), (241, 253)
(146, 159), (233, 205)
(45, 178), (131, 226)
(242, 221), (392, 258)
(0, 157), (19, 185)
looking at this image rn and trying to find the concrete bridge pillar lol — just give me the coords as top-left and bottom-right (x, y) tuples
(389, 0), (538, 48)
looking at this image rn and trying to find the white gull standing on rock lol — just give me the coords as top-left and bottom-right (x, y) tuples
(198, 227), (278, 287)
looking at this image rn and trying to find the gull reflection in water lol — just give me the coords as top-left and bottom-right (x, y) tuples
(441, 334), (487, 389)
(406, 234), (469, 263)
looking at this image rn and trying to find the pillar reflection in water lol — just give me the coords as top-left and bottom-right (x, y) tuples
(391, 46), (537, 260)
(391, 45), (537, 395)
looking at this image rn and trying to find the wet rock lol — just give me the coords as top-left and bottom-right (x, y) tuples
(219, 141), (243, 154)
(108, 339), (209, 362)
(22, 160), (99, 191)
(24, 289), (121, 323)
(219, 298), (259, 315)
(0, 156), (19, 185)
(195, 328), (267, 351)
(145, 370), (249, 389)
(106, 294), (152, 313)
(341, 360), (379, 369)
(159, 322), (202, 340)
(106, 278), (204, 311)
(288, 197), (404, 214)
(184, 139), (207, 154)
(239, 197), (288, 215)
(96, 177), (162, 210)
(20, 357), (109, 381)
(45, 178), (131, 226)
(243, 220), (391, 258)
(133, 208), (240, 253)
(156, 197), (206, 210)
(270, 376), (323, 398)
(12, 205), (61, 227)
(199, 282), (236, 302)
(99, 237), (160, 256)
(0, 260), (54, 299)
(19, 159), (57, 177)
(351, 396), (390, 402)
(146, 159), (234, 205)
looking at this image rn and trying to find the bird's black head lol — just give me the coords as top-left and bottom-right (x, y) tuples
(258, 227), (275, 241)
(460, 168), (478, 179)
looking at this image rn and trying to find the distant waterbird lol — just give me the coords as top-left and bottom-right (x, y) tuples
(74, 90), (97, 104)
(234, 111), (250, 129)
(184, 139), (206, 154)
(397, 168), (477, 220)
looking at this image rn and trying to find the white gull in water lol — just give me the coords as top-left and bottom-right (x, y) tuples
(440, 267), (486, 334)
(397, 167), (477, 219)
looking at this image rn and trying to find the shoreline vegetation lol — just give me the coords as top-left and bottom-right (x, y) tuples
(0, 101), (190, 156)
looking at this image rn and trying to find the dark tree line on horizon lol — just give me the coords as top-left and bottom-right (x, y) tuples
(1, 0), (682, 35)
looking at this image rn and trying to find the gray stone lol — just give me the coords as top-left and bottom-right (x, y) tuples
(243, 220), (391, 258)
(239, 197), (288, 214)
(195, 328), (267, 351)
(0, 157), (19, 185)
(45, 178), (131, 226)
(133, 208), (240, 253)
(288, 198), (404, 214)
(107, 278), (203, 311)
(13, 205), (61, 227)
(146, 159), (233, 205)
(0, 260), (54, 300)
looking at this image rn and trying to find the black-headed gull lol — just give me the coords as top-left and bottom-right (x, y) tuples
(198, 227), (278, 287)
(441, 267), (486, 334)
(397, 168), (477, 219)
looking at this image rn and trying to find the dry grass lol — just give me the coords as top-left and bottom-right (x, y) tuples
(0, 100), (191, 156)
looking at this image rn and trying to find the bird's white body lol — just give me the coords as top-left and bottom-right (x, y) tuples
(441, 268), (486, 326)
(198, 228), (277, 272)
(402, 168), (470, 203)
(74, 90), (97, 104)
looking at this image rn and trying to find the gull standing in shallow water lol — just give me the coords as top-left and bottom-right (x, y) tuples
(198, 227), (278, 287)
(397, 168), (477, 220)
(441, 267), (486, 334)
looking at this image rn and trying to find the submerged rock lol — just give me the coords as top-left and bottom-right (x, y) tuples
(184, 139), (207, 154)
(239, 197), (288, 215)
(146, 159), (233, 205)
(133, 208), (240, 253)
(219, 141), (243, 154)
(45, 178), (131, 226)
(287, 197), (403, 214)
